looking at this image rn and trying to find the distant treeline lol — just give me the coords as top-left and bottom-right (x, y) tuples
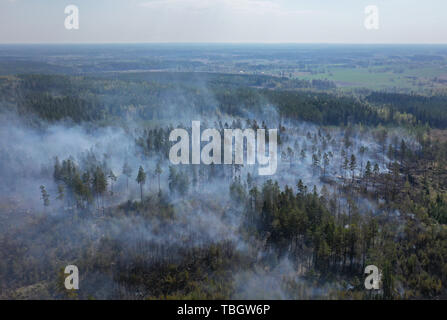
(2, 74), (447, 129)
(366, 92), (447, 129)
(264, 90), (381, 126)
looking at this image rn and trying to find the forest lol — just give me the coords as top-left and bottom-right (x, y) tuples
(0, 45), (447, 300)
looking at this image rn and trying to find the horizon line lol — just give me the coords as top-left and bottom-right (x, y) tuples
(1, 42), (447, 46)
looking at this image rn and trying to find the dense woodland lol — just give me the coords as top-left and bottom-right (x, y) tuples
(1, 69), (447, 300)
(3, 73), (446, 129)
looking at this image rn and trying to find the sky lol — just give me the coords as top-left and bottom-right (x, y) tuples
(0, 0), (446, 44)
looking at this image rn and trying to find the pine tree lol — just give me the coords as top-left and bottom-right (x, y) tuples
(373, 163), (380, 189)
(40, 185), (50, 208)
(350, 154), (357, 182)
(358, 146), (367, 174)
(56, 184), (65, 202)
(323, 152), (330, 177)
(312, 153), (320, 175)
(365, 161), (372, 189)
(400, 139), (406, 165)
(122, 161), (132, 192)
(377, 129), (388, 167)
(342, 156), (349, 180)
(53, 157), (62, 182)
(247, 172), (253, 189)
(108, 170), (117, 195)
(155, 161), (162, 194)
(136, 166), (147, 202)
(297, 179), (305, 195)
(287, 147), (294, 167)
(168, 166), (177, 193)
(300, 149), (306, 160)
(93, 166), (107, 210)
